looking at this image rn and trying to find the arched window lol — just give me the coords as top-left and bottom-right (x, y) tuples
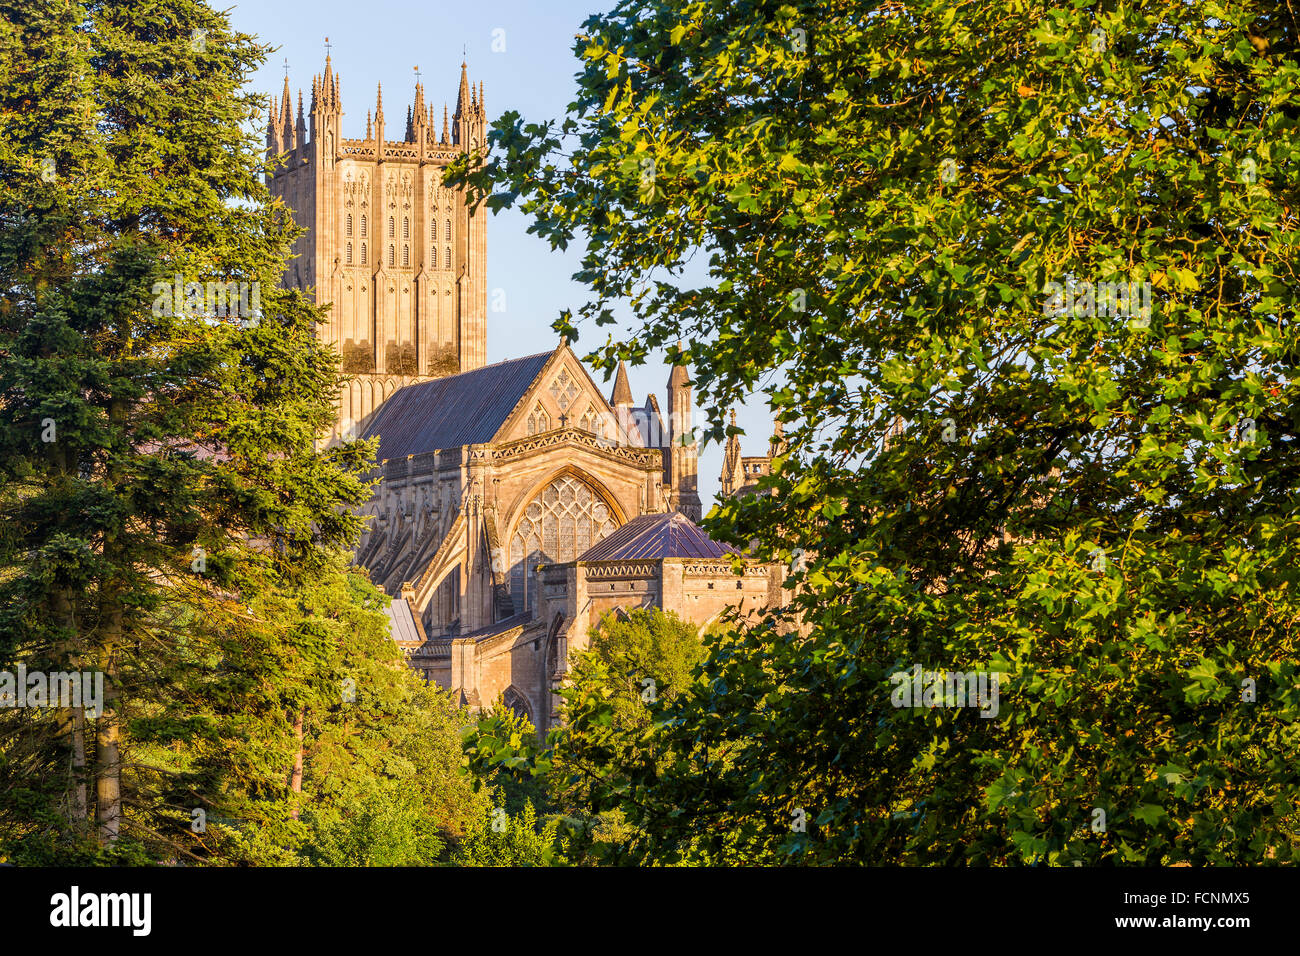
(346, 214), (353, 237)
(346, 242), (352, 264)
(445, 246), (451, 268)
(360, 215), (367, 237)
(502, 687), (532, 723)
(445, 218), (451, 241)
(388, 244), (395, 267)
(388, 216), (395, 238)
(578, 404), (605, 438)
(403, 217), (409, 240)
(402, 244), (409, 268)
(360, 242), (367, 264)
(509, 475), (617, 617)
(526, 403), (549, 436)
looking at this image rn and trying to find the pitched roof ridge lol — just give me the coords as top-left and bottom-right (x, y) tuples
(414, 349), (553, 386)
(362, 351), (555, 458)
(578, 510), (737, 561)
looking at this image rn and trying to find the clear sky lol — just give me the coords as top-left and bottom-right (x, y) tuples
(227, 0), (776, 509)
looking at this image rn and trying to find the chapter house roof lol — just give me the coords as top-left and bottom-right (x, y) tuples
(361, 351), (552, 459)
(579, 511), (737, 562)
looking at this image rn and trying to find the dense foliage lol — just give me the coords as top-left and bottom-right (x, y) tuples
(451, 0), (1300, 864)
(0, 0), (482, 865)
(465, 609), (707, 863)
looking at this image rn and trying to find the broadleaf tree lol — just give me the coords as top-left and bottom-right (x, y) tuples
(448, 0), (1300, 864)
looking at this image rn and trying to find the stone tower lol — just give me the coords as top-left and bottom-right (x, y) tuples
(667, 359), (702, 521)
(267, 57), (489, 440)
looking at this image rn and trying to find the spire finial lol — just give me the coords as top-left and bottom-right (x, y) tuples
(456, 60), (470, 116)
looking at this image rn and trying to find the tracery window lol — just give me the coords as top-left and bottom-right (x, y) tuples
(526, 403), (549, 436)
(346, 242), (353, 264)
(509, 475), (617, 616)
(549, 368), (580, 413)
(578, 403), (606, 439)
(346, 214), (353, 237)
(502, 686), (532, 722)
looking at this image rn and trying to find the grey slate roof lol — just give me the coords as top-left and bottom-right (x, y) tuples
(384, 597), (424, 645)
(361, 351), (553, 460)
(579, 511), (738, 562)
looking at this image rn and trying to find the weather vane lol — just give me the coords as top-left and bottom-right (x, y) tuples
(324, 37), (332, 56)
(414, 64), (421, 84)
(282, 57), (290, 78)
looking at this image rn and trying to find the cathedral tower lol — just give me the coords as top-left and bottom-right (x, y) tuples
(267, 57), (489, 440)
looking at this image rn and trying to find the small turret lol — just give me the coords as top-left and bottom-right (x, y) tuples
(610, 361), (634, 408)
(666, 346), (701, 520)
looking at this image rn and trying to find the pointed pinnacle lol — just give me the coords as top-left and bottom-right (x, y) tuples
(611, 361), (634, 407)
(456, 61), (470, 114)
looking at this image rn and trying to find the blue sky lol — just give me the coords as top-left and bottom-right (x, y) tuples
(227, 0), (776, 508)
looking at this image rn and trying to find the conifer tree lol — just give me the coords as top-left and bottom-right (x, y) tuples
(0, 0), (474, 865)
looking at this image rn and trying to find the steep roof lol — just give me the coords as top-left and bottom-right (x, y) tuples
(610, 361), (633, 407)
(384, 597), (424, 645)
(361, 351), (552, 460)
(579, 511), (737, 562)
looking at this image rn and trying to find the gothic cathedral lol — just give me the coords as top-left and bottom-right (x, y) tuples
(268, 58), (786, 730)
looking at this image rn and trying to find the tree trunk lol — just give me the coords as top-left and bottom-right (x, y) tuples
(95, 629), (121, 844)
(289, 708), (304, 820)
(71, 705), (88, 824)
(53, 585), (88, 826)
(95, 397), (127, 845)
